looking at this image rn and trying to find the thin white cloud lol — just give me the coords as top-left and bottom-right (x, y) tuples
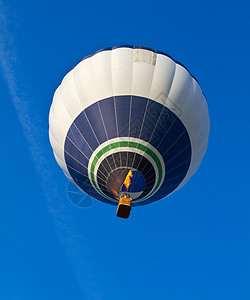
(0, 2), (102, 299)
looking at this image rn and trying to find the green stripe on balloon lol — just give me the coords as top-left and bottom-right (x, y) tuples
(89, 141), (163, 201)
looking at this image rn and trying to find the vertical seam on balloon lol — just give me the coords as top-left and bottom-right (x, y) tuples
(172, 72), (195, 179)
(134, 155), (153, 185)
(68, 125), (84, 153)
(83, 110), (100, 145)
(50, 134), (68, 174)
(162, 142), (191, 163)
(164, 171), (188, 183)
(68, 69), (85, 114)
(71, 62), (95, 139)
(132, 161), (151, 188)
(165, 59), (177, 101)
(75, 177), (100, 189)
(131, 97), (149, 167)
(70, 58), (102, 167)
(155, 116), (178, 148)
(97, 101), (113, 172)
(95, 171), (108, 186)
(127, 95), (132, 167)
(66, 134), (90, 160)
(73, 57), (104, 154)
(144, 57), (178, 164)
(134, 55), (159, 173)
(136, 58), (157, 139)
(64, 149), (89, 171)
(113, 96), (119, 137)
(148, 106), (165, 142)
(65, 149), (108, 181)
(67, 164), (89, 179)
(70, 116), (112, 177)
(109, 50), (120, 170)
(165, 158), (191, 174)
(133, 74), (154, 174)
(67, 125), (91, 159)
(73, 178), (111, 203)
(113, 96), (122, 167)
(57, 84), (78, 126)
(98, 100), (117, 169)
(136, 104), (165, 176)
(188, 79), (209, 142)
(140, 162), (160, 183)
(128, 95), (132, 137)
(141, 174), (157, 187)
(138, 99), (149, 139)
(129, 48), (136, 169)
(110, 97), (117, 169)
(162, 136), (191, 159)
(161, 129), (187, 157)
(71, 120), (94, 152)
(151, 59), (178, 151)
(50, 104), (76, 172)
(50, 104), (67, 147)
(48, 122), (64, 151)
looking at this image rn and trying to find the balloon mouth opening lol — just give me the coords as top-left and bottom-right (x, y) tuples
(120, 168), (146, 199)
(106, 168), (146, 200)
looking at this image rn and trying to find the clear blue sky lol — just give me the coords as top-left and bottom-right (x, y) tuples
(0, 0), (250, 299)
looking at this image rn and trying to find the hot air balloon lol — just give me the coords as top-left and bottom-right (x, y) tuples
(49, 46), (209, 218)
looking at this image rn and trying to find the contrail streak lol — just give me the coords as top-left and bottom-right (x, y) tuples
(0, 2), (102, 299)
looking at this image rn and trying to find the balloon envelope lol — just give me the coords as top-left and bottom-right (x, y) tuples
(49, 46), (209, 206)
